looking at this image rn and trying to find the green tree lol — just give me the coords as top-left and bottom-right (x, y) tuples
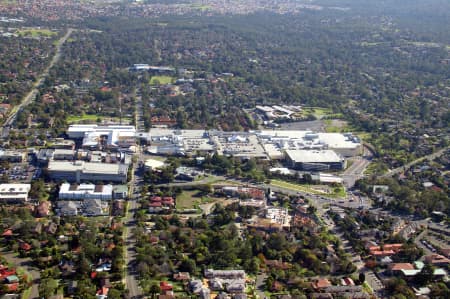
(75, 279), (96, 299)
(38, 278), (58, 298)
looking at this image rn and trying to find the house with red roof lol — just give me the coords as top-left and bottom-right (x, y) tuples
(369, 243), (403, 258)
(19, 242), (32, 251)
(312, 278), (332, 290)
(96, 286), (109, 299)
(388, 263), (415, 275)
(160, 281), (173, 292)
(2, 229), (13, 237)
(5, 282), (19, 292)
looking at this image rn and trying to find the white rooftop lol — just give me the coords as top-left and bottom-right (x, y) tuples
(0, 183), (31, 193)
(144, 159), (166, 169)
(286, 149), (343, 163)
(48, 161), (127, 175)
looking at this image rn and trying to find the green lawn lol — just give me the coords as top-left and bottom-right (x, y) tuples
(21, 287), (31, 299)
(67, 114), (132, 124)
(271, 179), (346, 198)
(303, 107), (332, 119)
(67, 114), (100, 123)
(190, 4), (211, 11)
(17, 28), (57, 38)
(176, 191), (202, 210)
(0, 0), (17, 6)
(149, 76), (174, 85)
(355, 132), (371, 140)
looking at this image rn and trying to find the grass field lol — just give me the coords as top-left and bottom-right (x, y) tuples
(176, 191), (203, 210)
(67, 114), (132, 124)
(149, 76), (174, 85)
(0, 0), (17, 5)
(21, 288), (31, 299)
(271, 179), (346, 198)
(324, 119), (348, 133)
(17, 28), (57, 38)
(304, 107), (332, 118)
(67, 114), (100, 123)
(190, 4), (211, 11)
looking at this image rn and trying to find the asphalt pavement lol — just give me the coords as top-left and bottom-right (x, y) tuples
(1, 249), (40, 299)
(1, 28), (73, 137)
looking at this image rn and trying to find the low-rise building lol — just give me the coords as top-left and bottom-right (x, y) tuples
(59, 183), (113, 200)
(56, 199), (109, 217)
(0, 184), (31, 202)
(52, 149), (75, 161)
(113, 185), (128, 199)
(48, 161), (128, 183)
(266, 207), (291, 227)
(285, 150), (345, 171)
(67, 124), (136, 151)
(0, 150), (26, 163)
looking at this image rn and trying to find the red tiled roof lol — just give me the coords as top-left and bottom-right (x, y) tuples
(371, 250), (395, 256)
(2, 229), (13, 236)
(389, 263), (414, 271)
(20, 242), (32, 251)
(97, 287), (109, 295)
(160, 281), (173, 291)
(151, 196), (162, 202)
(313, 278), (332, 289)
(6, 282), (19, 292)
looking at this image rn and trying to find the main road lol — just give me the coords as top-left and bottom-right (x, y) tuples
(382, 146), (449, 178)
(1, 28), (74, 137)
(124, 124), (145, 297)
(124, 197), (142, 299)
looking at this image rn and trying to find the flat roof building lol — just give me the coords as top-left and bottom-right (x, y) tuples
(0, 184), (31, 202)
(0, 150), (26, 163)
(48, 161), (128, 183)
(258, 130), (361, 157)
(147, 128), (361, 159)
(59, 183), (113, 201)
(144, 158), (166, 171)
(67, 125), (136, 150)
(285, 149), (345, 171)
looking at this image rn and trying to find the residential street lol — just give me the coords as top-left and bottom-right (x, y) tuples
(382, 146), (449, 178)
(124, 198), (142, 299)
(124, 153), (143, 298)
(1, 249), (40, 299)
(1, 28), (73, 137)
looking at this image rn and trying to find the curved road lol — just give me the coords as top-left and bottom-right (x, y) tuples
(382, 146), (449, 178)
(1, 28), (74, 137)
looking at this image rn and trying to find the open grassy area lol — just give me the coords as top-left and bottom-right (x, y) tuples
(176, 190), (203, 210)
(271, 179), (346, 198)
(355, 132), (371, 140)
(67, 114), (132, 124)
(149, 76), (174, 85)
(190, 4), (211, 11)
(0, 0), (17, 6)
(21, 287), (31, 299)
(324, 119), (349, 133)
(303, 107), (332, 119)
(67, 114), (101, 123)
(17, 28), (57, 38)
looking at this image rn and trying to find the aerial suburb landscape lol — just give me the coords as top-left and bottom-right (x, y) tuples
(0, 0), (449, 298)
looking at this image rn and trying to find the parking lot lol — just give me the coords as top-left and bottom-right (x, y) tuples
(364, 270), (384, 291)
(0, 163), (35, 182)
